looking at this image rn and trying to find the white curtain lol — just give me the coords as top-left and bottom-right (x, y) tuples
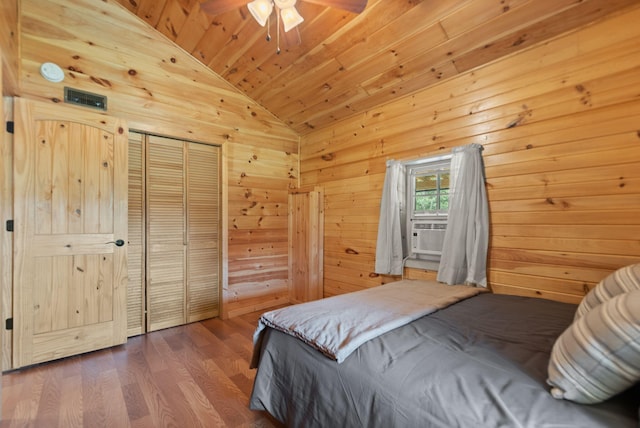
(374, 160), (406, 275)
(437, 144), (489, 287)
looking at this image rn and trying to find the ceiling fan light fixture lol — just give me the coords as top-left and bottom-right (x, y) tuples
(280, 6), (304, 32)
(200, 0), (368, 53)
(248, 0), (273, 26)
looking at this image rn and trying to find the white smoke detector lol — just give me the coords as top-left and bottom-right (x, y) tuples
(40, 62), (65, 83)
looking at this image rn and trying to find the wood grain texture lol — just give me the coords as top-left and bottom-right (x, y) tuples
(300, 7), (640, 302)
(1, 0), (298, 327)
(19, 0), (299, 149)
(225, 142), (295, 317)
(0, 97), (13, 366)
(1, 310), (284, 427)
(110, 0), (640, 134)
(131, 133), (221, 334)
(146, 135), (187, 332)
(3, 0), (640, 337)
(0, 0), (18, 95)
(127, 132), (146, 337)
(288, 188), (324, 304)
(186, 142), (221, 323)
(12, 98), (128, 368)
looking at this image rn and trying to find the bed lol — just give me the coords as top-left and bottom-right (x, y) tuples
(249, 279), (640, 427)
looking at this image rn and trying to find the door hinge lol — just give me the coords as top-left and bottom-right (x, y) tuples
(5, 318), (12, 330)
(6, 220), (13, 232)
(6, 121), (14, 134)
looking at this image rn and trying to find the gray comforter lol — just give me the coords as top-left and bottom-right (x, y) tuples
(249, 293), (639, 427)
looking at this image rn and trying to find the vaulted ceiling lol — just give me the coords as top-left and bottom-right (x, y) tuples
(113, 0), (638, 135)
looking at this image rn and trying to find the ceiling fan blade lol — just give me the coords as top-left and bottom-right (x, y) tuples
(302, 0), (368, 14)
(200, 0), (249, 15)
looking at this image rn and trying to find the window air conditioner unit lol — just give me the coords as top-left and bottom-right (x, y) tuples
(411, 220), (447, 256)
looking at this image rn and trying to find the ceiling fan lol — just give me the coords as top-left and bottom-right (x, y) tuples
(200, 0), (368, 32)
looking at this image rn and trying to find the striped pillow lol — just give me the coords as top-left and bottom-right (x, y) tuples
(575, 263), (640, 320)
(547, 289), (640, 404)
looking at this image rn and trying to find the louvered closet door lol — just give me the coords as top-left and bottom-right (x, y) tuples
(187, 143), (220, 322)
(127, 132), (145, 336)
(146, 135), (186, 331)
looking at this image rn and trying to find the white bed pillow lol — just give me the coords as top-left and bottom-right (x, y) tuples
(574, 263), (640, 320)
(547, 289), (640, 404)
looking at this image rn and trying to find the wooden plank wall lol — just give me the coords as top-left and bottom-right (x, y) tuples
(225, 144), (296, 317)
(0, 0), (19, 95)
(0, 0), (298, 364)
(300, 6), (640, 304)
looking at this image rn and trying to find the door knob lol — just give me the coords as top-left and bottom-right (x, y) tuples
(106, 239), (125, 247)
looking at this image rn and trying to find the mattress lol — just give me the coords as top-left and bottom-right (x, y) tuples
(249, 293), (639, 427)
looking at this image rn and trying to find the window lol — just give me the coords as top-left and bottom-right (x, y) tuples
(407, 157), (451, 219)
(405, 155), (451, 266)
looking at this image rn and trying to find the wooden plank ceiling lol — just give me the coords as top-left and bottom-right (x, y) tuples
(113, 0), (637, 135)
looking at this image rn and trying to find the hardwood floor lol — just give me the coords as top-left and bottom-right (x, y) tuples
(1, 310), (285, 427)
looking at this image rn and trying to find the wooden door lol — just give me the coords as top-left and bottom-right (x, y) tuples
(13, 98), (128, 367)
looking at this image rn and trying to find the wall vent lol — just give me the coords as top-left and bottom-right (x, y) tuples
(64, 87), (107, 111)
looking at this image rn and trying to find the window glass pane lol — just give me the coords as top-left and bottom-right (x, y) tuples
(415, 193), (438, 211)
(439, 172), (450, 210)
(415, 174), (438, 211)
(439, 188), (449, 210)
(415, 174), (437, 192)
(414, 171), (450, 213)
(439, 172), (450, 190)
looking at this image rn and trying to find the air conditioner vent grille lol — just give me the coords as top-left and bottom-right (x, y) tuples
(64, 87), (107, 111)
(413, 222), (447, 230)
(411, 220), (447, 256)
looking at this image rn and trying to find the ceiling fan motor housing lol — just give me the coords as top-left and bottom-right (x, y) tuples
(274, 0), (297, 7)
